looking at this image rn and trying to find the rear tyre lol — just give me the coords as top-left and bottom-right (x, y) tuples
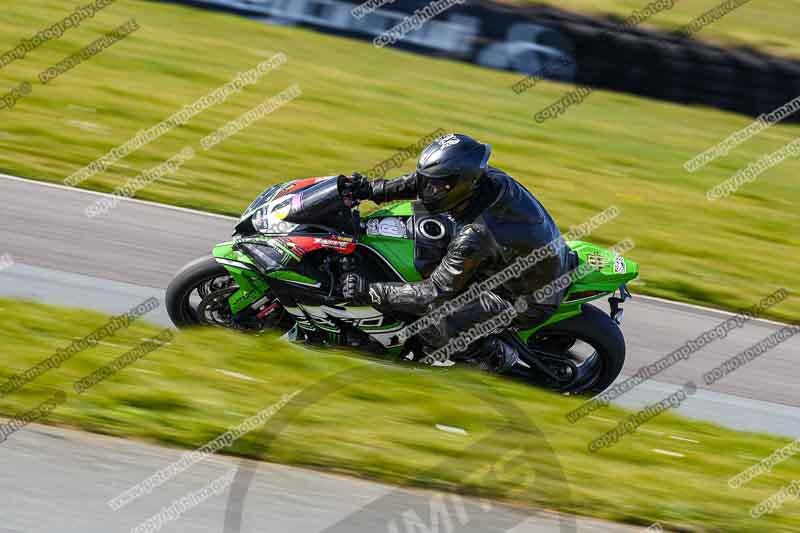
(525, 303), (626, 395)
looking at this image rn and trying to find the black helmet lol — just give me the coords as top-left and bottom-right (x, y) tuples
(416, 133), (492, 213)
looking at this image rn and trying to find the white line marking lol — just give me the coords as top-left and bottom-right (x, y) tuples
(0, 173), (237, 221)
(635, 294), (791, 328)
(140, 337), (170, 345)
(669, 435), (700, 444)
(435, 424), (468, 435)
(67, 120), (108, 133)
(587, 415), (616, 424)
(638, 428), (666, 436)
(652, 448), (685, 458)
(215, 368), (260, 382)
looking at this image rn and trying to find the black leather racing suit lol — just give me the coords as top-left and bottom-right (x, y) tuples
(367, 167), (573, 360)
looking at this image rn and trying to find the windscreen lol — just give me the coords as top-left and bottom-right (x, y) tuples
(243, 184), (282, 216)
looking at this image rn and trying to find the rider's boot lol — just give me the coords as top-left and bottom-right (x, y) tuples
(469, 335), (520, 373)
(419, 334), (520, 373)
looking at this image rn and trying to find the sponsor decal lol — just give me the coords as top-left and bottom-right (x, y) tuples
(366, 219), (380, 235)
(272, 201), (290, 220)
(313, 238), (350, 249)
(252, 207), (269, 228)
(585, 252), (609, 270)
(379, 217), (407, 238)
(367, 217), (408, 238)
(369, 288), (382, 305)
(439, 133), (460, 148)
(613, 255), (627, 274)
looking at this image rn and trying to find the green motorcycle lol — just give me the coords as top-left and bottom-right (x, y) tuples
(166, 175), (638, 393)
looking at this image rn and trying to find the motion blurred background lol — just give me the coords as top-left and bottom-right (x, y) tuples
(0, 1), (798, 532)
(1, 0), (798, 319)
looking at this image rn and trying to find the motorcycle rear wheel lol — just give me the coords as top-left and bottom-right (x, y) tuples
(519, 303), (626, 395)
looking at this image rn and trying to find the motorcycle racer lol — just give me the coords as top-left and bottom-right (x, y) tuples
(339, 133), (573, 372)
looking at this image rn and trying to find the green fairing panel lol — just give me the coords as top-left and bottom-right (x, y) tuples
(359, 237), (421, 282)
(516, 305), (583, 344)
(517, 241), (638, 343)
(361, 202), (421, 282)
(267, 270), (319, 285)
(566, 240), (638, 292)
(212, 241), (256, 266)
(213, 241), (270, 314)
(365, 202), (414, 218)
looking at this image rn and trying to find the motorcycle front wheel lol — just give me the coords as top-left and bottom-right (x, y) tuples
(165, 256), (292, 332)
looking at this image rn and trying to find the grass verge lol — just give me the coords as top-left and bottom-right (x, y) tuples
(0, 0), (797, 322)
(1, 298), (799, 532)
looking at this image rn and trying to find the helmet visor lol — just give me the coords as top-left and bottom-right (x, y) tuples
(419, 174), (457, 212)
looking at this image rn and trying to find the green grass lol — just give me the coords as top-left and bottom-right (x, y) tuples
(510, 0), (800, 59)
(0, 0), (798, 322)
(2, 298), (800, 532)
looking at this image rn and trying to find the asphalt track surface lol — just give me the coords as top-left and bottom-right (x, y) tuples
(1, 174), (798, 532)
(1, 422), (641, 533)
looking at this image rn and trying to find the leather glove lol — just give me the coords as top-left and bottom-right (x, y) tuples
(338, 173), (372, 208)
(341, 273), (372, 305)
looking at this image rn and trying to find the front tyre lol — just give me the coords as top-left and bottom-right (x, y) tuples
(525, 303), (626, 395)
(166, 256), (233, 327)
